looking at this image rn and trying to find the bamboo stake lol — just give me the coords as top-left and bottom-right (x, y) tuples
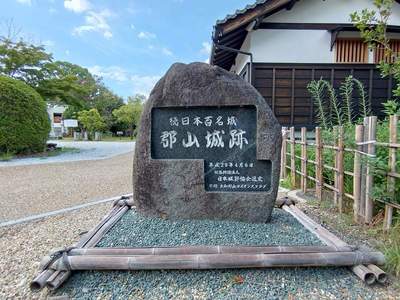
(333, 126), (339, 207)
(315, 127), (323, 201)
(337, 126), (344, 213)
(53, 251), (385, 271)
(384, 115), (398, 231)
(353, 125), (364, 223)
(359, 117), (369, 221)
(365, 116), (377, 224)
(301, 127), (307, 193)
(290, 127), (296, 188)
(68, 245), (346, 256)
(281, 127), (288, 179)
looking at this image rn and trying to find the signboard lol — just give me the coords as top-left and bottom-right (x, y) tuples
(63, 119), (78, 128)
(151, 105), (271, 192)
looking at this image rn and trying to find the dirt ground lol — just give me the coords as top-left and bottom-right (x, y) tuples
(0, 153), (133, 223)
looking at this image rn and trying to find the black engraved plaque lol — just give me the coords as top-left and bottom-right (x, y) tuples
(151, 105), (271, 192)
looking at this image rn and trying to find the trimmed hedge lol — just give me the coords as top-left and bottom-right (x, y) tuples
(0, 76), (50, 154)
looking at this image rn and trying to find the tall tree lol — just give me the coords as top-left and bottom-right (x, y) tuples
(351, 0), (400, 98)
(112, 94), (145, 138)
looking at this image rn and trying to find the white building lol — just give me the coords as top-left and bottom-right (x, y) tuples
(210, 0), (400, 127)
(47, 104), (67, 138)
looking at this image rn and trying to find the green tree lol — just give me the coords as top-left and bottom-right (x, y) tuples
(89, 83), (124, 131)
(0, 37), (52, 86)
(112, 94), (144, 138)
(0, 76), (50, 154)
(77, 108), (106, 139)
(351, 0), (400, 104)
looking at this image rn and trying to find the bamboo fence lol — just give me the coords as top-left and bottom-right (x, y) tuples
(281, 115), (400, 230)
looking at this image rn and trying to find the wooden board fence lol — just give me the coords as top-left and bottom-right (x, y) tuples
(281, 115), (399, 230)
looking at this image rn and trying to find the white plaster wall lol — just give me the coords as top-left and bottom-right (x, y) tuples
(229, 0), (400, 70)
(250, 29), (333, 63)
(266, 0), (400, 25)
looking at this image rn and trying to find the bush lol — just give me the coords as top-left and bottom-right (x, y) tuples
(0, 76), (50, 154)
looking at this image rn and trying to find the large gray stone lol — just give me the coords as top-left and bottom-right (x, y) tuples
(132, 62), (281, 223)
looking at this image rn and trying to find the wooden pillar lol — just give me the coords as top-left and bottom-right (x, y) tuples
(353, 125), (364, 223)
(301, 127), (307, 193)
(280, 127), (288, 179)
(290, 127), (296, 189)
(365, 116), (377, 224)
(359, 117), (369, 221)
(315, 127), (323, 201)
(384, 115), (398, 230)
(336, 126), (345, 213)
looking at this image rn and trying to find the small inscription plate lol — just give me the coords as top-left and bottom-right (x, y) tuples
(151, 105), (271, 192)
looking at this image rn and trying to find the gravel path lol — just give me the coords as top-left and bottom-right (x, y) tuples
(0, 153), (133, 222)
(0, 202), (110, 300)
(52, 209), (395, 300)
(0, 141), (135, 167)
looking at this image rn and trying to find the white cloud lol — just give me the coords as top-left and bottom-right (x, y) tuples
(88, 65), (129, 82)
(64, 0), (91, 13)
(200, 41), (212, 55)
(16, 0), (31, 5)
(73, 9), (113, 39)
(137, 31), (156, 40)
(130, 74), (161, 96)
(87, 65), (160, 96)
(48, 7), (57, 14)
(162, 47), (173, 56)
(65, 50), (70, 55)
(130, 24), (136, 30)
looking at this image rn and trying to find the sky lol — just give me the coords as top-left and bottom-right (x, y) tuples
(1, 0), (251, 99)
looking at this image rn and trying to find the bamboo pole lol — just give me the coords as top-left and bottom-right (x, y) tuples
(366, 264), (388, 284)
(53, 251), (385, 271)
(315, 127), (323, 201)
(281, 127), (288, 179)
(353, 125), (364, 223)
(384, 115), (398, 231)
(359, 117), (369, 221)
(31, 195), (133, 291)
(281, 204), (385, 284)
(337, 126), (344, 213)
(282, 205), (349, 250)
(365, 116), (377, 224)
(290, 127), (296, 188)
(333, 126), (339, 207)
(68, 245), (346, 256)
(351, 265), (375, 285)
(301, 127), (307, 193)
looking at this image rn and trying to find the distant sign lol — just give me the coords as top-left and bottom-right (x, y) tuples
(63, 119), (78, 128)
(116, 131), (124, 136)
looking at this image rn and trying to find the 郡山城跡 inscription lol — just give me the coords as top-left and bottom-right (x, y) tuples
(151, 106), (271, 192)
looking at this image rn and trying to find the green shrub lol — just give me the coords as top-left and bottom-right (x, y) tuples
(0, 76), (50, 154)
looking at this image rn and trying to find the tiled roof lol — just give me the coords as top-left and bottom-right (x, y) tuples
(216, 0), (269, 25)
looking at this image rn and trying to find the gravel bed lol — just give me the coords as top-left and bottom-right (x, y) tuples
(0, 153), (133, 222)
(53, 209), (394, 299)
(97, 209), (322, 247)
(0, 202), (111, 300)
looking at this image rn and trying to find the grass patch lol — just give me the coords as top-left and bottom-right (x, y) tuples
(0, 152), (14, 161)
(279, 175), (292, 189)
(384, 223), (400, 277)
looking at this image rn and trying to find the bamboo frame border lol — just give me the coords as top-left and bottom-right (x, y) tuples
(31, 196), (387, 292)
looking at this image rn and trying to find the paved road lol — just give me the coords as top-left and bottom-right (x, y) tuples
(0, 141), (135, 167)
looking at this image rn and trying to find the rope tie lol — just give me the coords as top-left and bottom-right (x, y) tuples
(42, 246), (76, 271)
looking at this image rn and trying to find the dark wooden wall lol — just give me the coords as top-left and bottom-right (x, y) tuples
(251, 63), (395, 128)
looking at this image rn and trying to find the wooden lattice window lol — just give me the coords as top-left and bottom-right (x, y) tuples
(374, 40), (400, 63)
(335, 39), (368, 63)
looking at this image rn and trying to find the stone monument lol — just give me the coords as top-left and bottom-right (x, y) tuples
(132, 62), (281, 223)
